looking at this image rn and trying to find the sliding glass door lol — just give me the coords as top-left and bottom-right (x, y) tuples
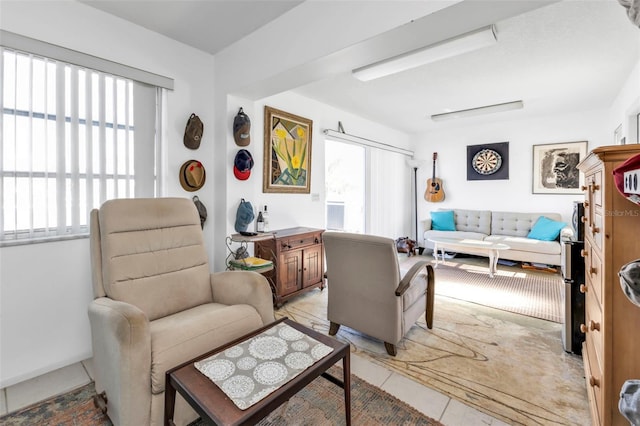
(325, 138), (412, 238)
(325, 140), (365, 233)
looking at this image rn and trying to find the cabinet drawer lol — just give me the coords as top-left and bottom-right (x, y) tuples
(593, 170), (602, 207)
(280, 234), (321, 251)
(591, 212), (603, 250)
(585, 288), (603, 368)
(583, 341), (603, 425)
(585, 239), (603, 306)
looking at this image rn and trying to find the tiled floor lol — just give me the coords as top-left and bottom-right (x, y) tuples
(0, 353), (509, 425)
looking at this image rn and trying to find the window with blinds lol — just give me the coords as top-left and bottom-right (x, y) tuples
(0, 46), (160, 244)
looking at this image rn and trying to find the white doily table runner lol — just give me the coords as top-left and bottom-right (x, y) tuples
(194, 322), (333, 410)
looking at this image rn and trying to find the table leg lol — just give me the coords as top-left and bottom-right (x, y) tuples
(488, 250), (496, 278)
(343, 351), (351, 426)
(164, 376), (177, 426)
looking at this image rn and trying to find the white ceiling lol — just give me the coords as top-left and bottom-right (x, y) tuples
(82, 0), (640, 134)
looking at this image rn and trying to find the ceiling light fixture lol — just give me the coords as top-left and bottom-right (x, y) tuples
(430, 100), (524, 122)
(352, 25), (497, 82)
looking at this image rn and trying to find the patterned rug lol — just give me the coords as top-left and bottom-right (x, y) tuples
(402, 256), (564, 323)
(277, 258), (590, 426)
(0, 366), (442, 426)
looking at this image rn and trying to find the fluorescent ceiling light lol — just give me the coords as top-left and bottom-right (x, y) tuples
(352, 25), (497, 82)
(430, 100), (524, 121)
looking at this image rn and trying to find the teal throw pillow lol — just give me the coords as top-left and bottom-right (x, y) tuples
(431, 210), (456, 231)
(527, 216), (567, 241)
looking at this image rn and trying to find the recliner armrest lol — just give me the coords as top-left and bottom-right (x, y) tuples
(396, 260), (430, 296)
(88, 298), (151, 426)
(210, 271), (275, 325)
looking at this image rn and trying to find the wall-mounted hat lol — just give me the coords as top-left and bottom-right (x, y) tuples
(619, 259), (640, 308)
(233, 108), (251, 146)
(613, 152), (640, 206)
(234, 149), (254, 181)
(179, 160), (206, 191)
(184, 113), (203, 150)
(235, 198), (255, 233)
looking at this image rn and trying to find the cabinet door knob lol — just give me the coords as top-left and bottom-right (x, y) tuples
(589, 267), (597, 275)
(580, 249), (588, 257)
(590, 320), (600, 331)
(579, 284), (587, 293)
(580, 323), (588, 334)
(592, 184), (600, 192)
(591, 225), (600, 234)
(583, 201), (589, 207)
(589, 376), (600, 388)
(581, 185), (588, 191)
(580, 216), (588, 224)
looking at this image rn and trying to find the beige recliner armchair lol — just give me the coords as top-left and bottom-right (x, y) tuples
(88, 198), (274, 426)
(323, 231), (435, 356)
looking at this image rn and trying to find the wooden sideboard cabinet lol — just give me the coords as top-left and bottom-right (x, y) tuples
(577, 145), (640, 426)
(254, 227), (325, 308)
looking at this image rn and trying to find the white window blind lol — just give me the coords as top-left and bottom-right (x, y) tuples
(0, 46), (161, 244)
(325, 133), (413, 239)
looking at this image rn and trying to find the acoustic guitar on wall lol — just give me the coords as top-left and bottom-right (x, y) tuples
(425, 152), (445, 202)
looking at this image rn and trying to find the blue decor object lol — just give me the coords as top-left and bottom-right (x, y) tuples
(527, 216), (566, 241)
(431, 210), (456, 231)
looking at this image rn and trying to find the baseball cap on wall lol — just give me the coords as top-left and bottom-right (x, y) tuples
(235, 198), (255, 232)
(234, 149), (254, 181)
(612, 152), (640, 206)
(183, 113), (203, 150)
(233, 108), (251, 146)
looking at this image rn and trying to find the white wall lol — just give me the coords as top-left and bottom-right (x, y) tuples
(224, 91), (413, 240)
(0, 1), (216, 387)
(608, 59), (640, 145)
(413, 108), (610, 247)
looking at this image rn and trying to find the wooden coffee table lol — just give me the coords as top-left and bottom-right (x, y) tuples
(428, 237), (510, 278)
(164, 317), (351, 426)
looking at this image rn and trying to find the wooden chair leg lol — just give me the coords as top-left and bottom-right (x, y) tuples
(329, 322), (341, 336)
(384, 342), (397, 356)
(426, 264), (435, 329)
(93, 391), (108, 414)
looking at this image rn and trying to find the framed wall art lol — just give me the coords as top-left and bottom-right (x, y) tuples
(532, 141), (587, 194)
(263, 106), (313, 194)
(467, 142), (509, 181)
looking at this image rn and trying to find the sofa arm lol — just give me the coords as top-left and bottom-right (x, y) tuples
(423, 218), (432, 231)
(88, 297), (151, 426)
(560, 226), (574, 242)
(210, 271), (275, 325)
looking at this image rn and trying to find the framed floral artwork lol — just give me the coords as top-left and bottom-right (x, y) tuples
(532, 141), (587, 194)
(263, 106), (313, 193)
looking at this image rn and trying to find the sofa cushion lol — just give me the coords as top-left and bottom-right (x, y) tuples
(431, 210), (456, 231)
(527, 216), (567, 241)
(485, 235), (561, 256)
(491, 211), (562, 238)
(452, 209), (492, 234)
(424, 230), (488, 243)
(149, 303), (263, 394)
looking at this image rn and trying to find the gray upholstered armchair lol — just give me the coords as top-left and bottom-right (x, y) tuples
(323, 231), (435, 356)
(88, 198), (274, 426)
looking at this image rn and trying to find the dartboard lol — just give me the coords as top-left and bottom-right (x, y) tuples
(472, 149), (502, 175)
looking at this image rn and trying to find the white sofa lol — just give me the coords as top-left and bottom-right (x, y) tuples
(423, 209), (573, 266)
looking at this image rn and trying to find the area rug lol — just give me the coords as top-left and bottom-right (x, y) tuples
(0, 366), (442, 426)
(278, 278), (590, 425)
(401, 256), (564, 323)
